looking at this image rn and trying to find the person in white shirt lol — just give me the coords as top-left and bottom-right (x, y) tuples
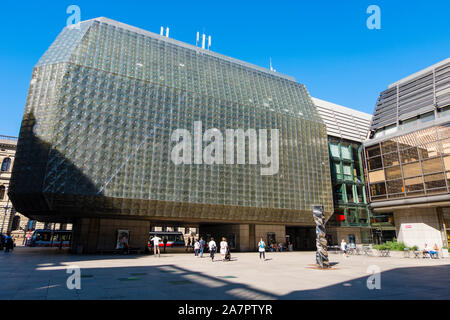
(258, 238), (266, 260)
(220, 237), (228, 262)
(194, 239), (200, 257)
(151, 235), (161, 257)
(208, 238), (217, 261)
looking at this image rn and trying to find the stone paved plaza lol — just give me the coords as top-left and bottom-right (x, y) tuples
(0, 247), (449, 300)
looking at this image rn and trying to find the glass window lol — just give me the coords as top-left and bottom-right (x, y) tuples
(370, 182), (386, 196)
(419, 112), (435, 123)
(368, 169), (385, 183)
(330, 143), (340, 158)
(386, 179), (404, 194)
(1, 158), (11, 172)
(346, 185), (354, 203)
(356, 186), (364, 203)
(385, 166), (402, 180)
(441, 139), (450, 155)
(422, 157), (443, 174)
(334, 184), (343, 201)
(424, 173), (446, 190)
(0, 185), (5, 200)
(358, 209), (368, 224)
(402, 161), (422, 178)
(418, 142), (441, 160)
(368, 156), (383, 171)
(343, 165), (352, 176)
(404, 176), (424, 192)
(381, 140), (397, 154)
(400, 147), (419, 164)
(366, 145), (381, 158)
(383, 152), (399, 167)
(341, 143), (351, 160)
(348, 210), (357, 224)
(384, 124), (397, 136)
(402, 116), (418, 129)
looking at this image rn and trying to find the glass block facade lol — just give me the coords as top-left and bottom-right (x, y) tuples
(9, 17), (333, 225)
(365, 123), (450, 201)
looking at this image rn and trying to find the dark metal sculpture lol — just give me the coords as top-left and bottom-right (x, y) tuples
(313, 205), (329, 268)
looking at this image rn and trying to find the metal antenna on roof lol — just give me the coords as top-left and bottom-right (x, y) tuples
(270, 57), (276, 72)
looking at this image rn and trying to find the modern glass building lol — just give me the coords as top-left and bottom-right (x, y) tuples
(364, 58), (450, 248)
(313, 98), (373, 245)
(9, 17), (333, 252)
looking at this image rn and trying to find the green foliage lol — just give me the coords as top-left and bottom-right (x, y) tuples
(411, 245), (418, 251)
(374, 239), (407, 251)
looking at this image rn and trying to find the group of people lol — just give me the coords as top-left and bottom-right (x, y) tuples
(0, 233), (15, 253)
(191, 237), (231, 262)
(268, 242), (285, 252)
(423, 243), (441, 259)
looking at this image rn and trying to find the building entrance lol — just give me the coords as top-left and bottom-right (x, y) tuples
(286, 227), (315, 251)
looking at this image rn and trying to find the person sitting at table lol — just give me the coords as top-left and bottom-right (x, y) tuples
(429, 243), (440, 259)
(422, 243), (431, 259)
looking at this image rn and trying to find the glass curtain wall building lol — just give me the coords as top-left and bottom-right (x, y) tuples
(364, 58), (450, 248)
(313, 98), (373, 245)
(9, 18), (333, 252)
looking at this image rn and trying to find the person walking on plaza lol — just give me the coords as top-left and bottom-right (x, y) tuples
(194, 239), (200, 257)
(151, 234), (162, 257)
(258, 238), (266, 261)
(163, 237), (168, 253)
(220, 237), (228, 262)
(4, 234), (14, 253)
(208, 237), (217, 261)
(341, 239), (348, 258)
(188, 237), (192, 252)
(199, 237), (205, 258)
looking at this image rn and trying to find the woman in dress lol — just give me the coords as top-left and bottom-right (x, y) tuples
(220, 237), (228, 262)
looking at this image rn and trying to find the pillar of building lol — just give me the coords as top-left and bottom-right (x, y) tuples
(71, 218), (150, 254)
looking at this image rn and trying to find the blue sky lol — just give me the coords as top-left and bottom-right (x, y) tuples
(0, 0), (449, 137)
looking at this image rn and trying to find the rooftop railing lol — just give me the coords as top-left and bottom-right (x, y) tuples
(0, 135), (18, 141)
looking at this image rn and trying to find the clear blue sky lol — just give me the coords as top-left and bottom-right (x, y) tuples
(1, 0), (449, 137)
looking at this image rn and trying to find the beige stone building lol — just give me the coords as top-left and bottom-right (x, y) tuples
(0, 135), (27, 244)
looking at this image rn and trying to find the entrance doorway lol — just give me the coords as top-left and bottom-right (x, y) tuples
(286, 227), (315, 251)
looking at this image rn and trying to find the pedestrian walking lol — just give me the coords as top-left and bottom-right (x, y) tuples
(341, 239), (348, 258)
(199, 237), (205, 258)
(208, 237), (217, 261)
(151, 234), (162, 257)
(4, 234), (14, 253)
(194, 239), (200, 257)
(163, 237), (168, 253)
(187, 237), (192, 252)
(220, 237), (228, 262)
(258, 238), (266, 260)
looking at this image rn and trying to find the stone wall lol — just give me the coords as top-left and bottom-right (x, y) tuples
(394, 207), (445, 249)
(71, 218), (150, 253)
